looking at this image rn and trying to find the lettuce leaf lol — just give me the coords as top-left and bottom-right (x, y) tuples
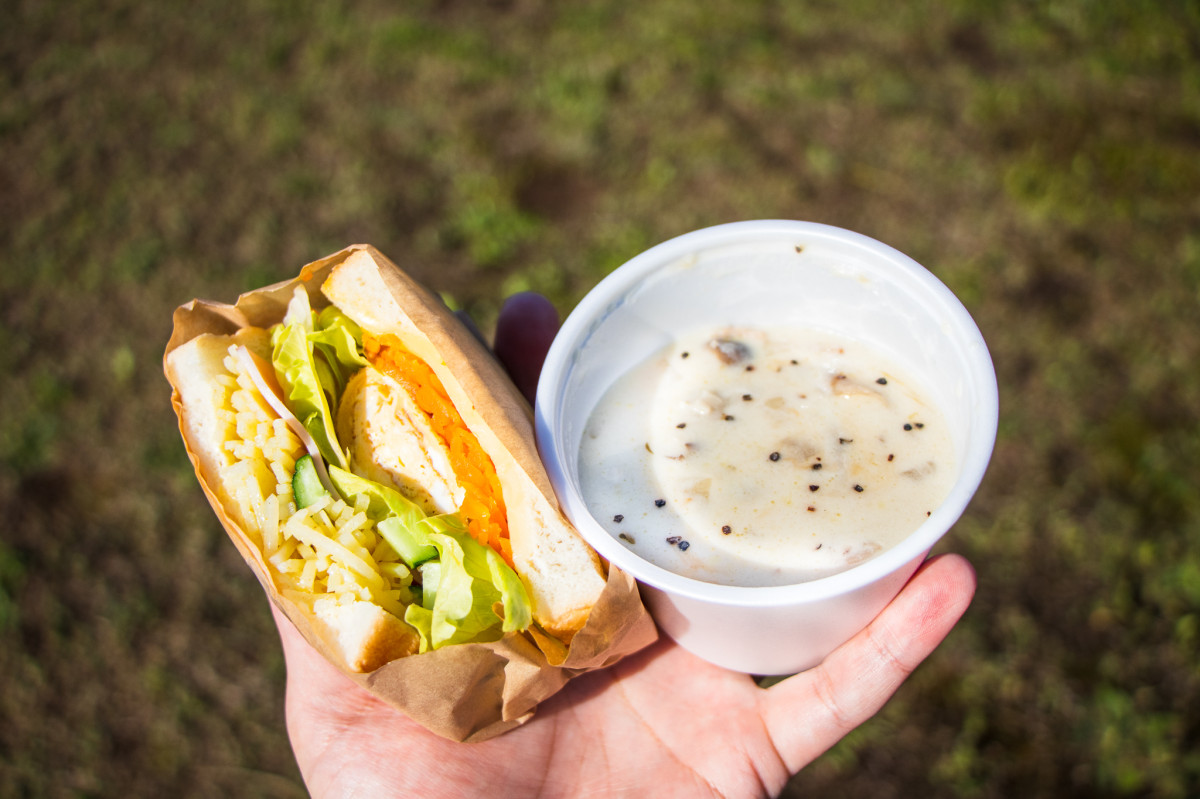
(310, 306), (369, 403)
(405, 515), (532, 652)
(271, 289), (348, 471)
(404, 603), (435, 650)
(329, 462), (534, 652)
(273, 321), (347, 471)
(269, 292), (369, 470)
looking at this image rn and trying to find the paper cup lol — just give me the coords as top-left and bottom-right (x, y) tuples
(535, 221), (998, 675)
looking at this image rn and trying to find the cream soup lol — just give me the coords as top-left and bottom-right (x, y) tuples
(578, 325), (957, 586)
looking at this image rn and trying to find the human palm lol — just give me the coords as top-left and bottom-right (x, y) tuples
(272, 293), (977, 798)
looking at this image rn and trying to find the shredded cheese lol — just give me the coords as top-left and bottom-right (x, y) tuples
(219, 345), (415, 613)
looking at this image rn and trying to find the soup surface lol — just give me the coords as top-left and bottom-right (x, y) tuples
(578, 325), (957, 586)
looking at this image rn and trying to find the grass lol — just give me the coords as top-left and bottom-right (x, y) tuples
(2, 0), (1199, 796)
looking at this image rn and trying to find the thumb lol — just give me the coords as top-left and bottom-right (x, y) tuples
(759, 553), (977, 772)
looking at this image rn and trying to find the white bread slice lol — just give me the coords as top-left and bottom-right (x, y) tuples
(321, 251), (607, 641)
(313, 598), (420, 672)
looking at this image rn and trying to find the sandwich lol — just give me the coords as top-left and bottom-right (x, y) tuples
(165, 247), (611, 675)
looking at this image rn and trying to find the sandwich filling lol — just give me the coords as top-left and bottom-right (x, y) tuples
(364, 333), (512, 567)
(213, 285), (530, 658)
(221, 353), (415, 619)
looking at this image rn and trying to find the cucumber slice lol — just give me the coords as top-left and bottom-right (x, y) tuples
(377, 516), (438, 568)
(292, 455), (328, 508)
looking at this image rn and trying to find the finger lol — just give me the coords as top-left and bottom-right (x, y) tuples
(493, 292), (560, 405)
(759, 553), (976, 773)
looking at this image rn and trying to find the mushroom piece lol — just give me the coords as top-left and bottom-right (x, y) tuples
(707, 337), (751, 365)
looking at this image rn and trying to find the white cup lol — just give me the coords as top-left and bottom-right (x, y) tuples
(535, 220), (998, 675)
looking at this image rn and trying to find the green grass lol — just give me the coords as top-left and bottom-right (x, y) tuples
(2, 0), (1199, 795)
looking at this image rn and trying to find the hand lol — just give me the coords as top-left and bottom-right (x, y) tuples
(271, 292), (978, 798)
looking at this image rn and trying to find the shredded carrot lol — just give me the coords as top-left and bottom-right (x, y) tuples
(364, 333), (512, 567)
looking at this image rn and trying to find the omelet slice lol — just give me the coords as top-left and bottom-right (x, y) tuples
(336, 365), (464, 516)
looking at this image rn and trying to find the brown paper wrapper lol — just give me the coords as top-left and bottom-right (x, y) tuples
(164, 244), (657, 742)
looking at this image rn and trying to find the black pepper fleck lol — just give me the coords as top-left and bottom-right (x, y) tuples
(678, 540), (690, 551)
(619, 533), (635, 544)
(916, 422), (925, 429)
(807, 506), (816, 512)
(613, 514), (624, 522)
(721, 525), (732, 535)
(812, 463), (823, 470)
(854, 484), (864, 492)
(676, 422), (687, 429)
(815, 543), (823, 550)
(666, 535), (682, 544)
(876, 377), (888, 385)
(904, 423), (913, 431)
(681, 351), (690, 359)
(887, 454), (894, 462)
(839, 437), (853, 444)
(809, 485), (820, 492)
(742, 394), (753, 401)
(654, 498), (666, 508)
(723, 414), (735, 421)
(769, 451), (781, 462)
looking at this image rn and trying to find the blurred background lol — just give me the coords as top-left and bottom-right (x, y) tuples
(2, 1), (1198, 796)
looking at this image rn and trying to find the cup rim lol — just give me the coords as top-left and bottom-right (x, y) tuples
(535, 220), (998, 607)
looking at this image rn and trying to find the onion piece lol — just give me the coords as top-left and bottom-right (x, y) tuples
(233, 345), (339, 496)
